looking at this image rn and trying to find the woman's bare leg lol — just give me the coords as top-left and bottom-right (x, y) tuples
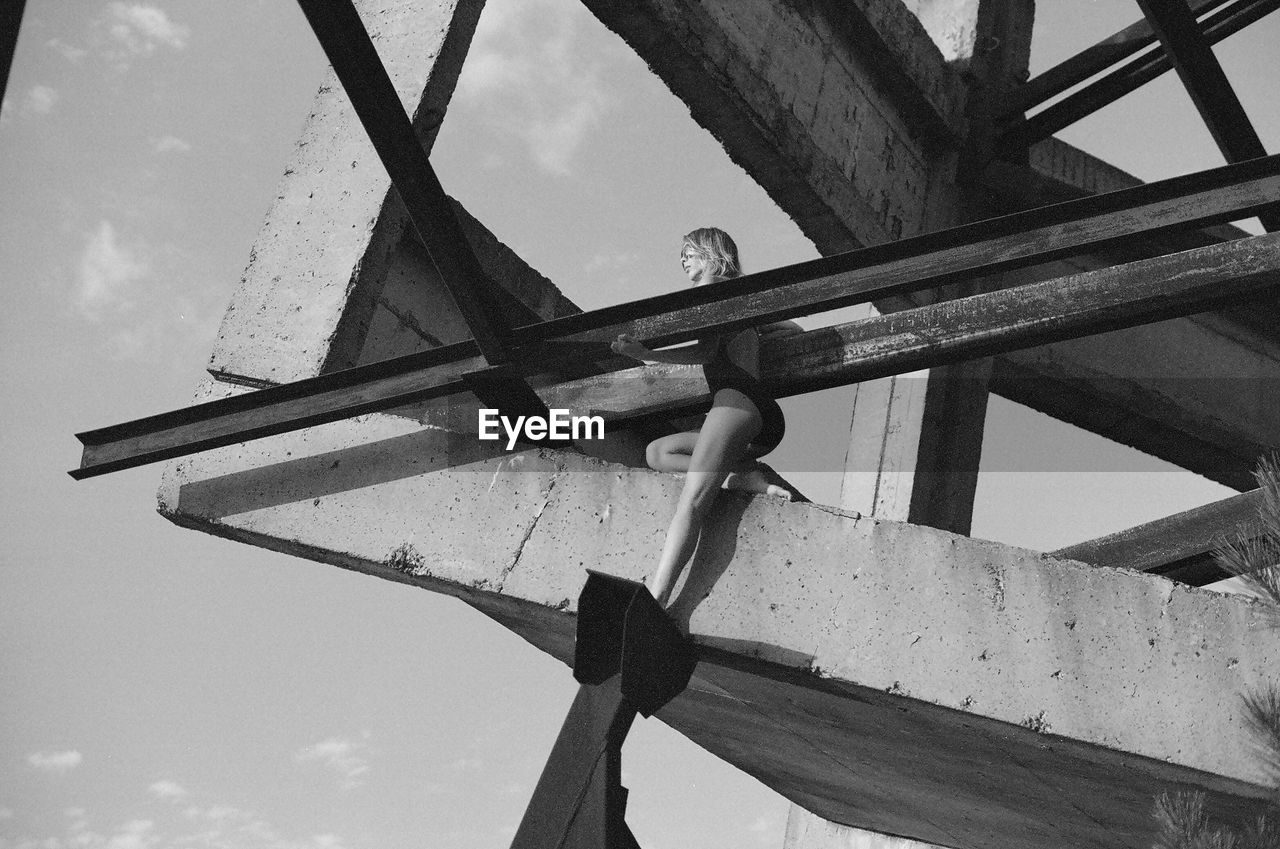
(649, 395), (759, 607)
(647, 432), (789, 497)
(722, 462), (793, 499)
(645, 431), (700, 473)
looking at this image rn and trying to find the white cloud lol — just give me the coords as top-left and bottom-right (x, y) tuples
(76, 220), (148, 320)
(453, 0), (615, 175)
(48, 38), (88, 62)
(295, 735), (371, 790)
(27, 750), (83, 772)
(108, 819), (157, 849)
(25, 85), (59, 114)
(107, 3), (190, 53)
(746, 810), (786, 846)
(151, 135), (191, 153)
(583, 251), (640, 275)
(37, 800), (347, 849)
(147, 780), (187, 801)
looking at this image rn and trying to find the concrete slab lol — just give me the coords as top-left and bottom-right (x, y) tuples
(157, 405), (1280, 849)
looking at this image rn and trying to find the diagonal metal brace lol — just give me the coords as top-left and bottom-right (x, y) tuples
(510, 572), (695, 849)
(291, 0), (560, 414)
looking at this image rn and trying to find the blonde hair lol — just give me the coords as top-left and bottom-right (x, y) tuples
(682, 227), (742, 280)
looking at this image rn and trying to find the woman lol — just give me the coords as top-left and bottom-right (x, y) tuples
(611, 228), (793, 608)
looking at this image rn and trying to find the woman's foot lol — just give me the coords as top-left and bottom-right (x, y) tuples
(722, 467), (793, 500)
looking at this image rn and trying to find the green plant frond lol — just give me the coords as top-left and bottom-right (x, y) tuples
(1214, 537), (1280, 606)
(1213, 455), (1280, 606)
(1152, 457), (1280, 848)
(1254, 455), (1280, 544)
(1239, 812), (1280, 849)
(1154, 792), (1240, 849)
(1154, 791), (1201, 849)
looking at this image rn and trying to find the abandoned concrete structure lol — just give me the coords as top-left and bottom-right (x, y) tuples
(72, 0), (1280, 847)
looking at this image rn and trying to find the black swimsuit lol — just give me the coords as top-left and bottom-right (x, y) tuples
(702, 332), (786, 455)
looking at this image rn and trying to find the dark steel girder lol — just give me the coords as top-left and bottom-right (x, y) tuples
(0, 0), (26, 104)
(1000, 0), (1278, 155)
(292, 0), (555, 420)
(1052, 488), (1266, 586)
(1011, 0), (1231, 114)
(1135, 0), (1268, 162)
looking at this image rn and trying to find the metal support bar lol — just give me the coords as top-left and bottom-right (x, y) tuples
(510, 572), (693, 849)
(1135, 0), (1268, 162)
(0, 0), (26, 104)
(1000, 0), (1278, 151)
(509, 676), (640, 849)
(291, 0), (532, 370)
(1052, 488), (1265, 586)
(1136, 0), (1278, 230)
(70, 154), (1280, 479)
(1011, 0), (1231, 114)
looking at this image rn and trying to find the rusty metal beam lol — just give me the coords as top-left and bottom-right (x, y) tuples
(1012, 0), (1230, 114)
(1135, 0), (1268, 161)
(70, 155), (1280, 478)
(511, 572), (692, 849)
(71, 223), (1280, 479)
(1000, 0), (1278, 152)
(1052, 489), (1265, 586)
(293, 0), (538, 375)
(0, 0), (25, 104)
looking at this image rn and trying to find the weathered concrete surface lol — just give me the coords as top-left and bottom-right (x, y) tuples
(205, 0), (575, 385)
(210, 0), (484, 382)
(157, 404), (1280, 849)
(838, 356), (992, 536)
(580, 0), (968, 252)
(339, 197), (580, 370)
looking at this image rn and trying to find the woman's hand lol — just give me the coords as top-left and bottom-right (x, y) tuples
(758, 319), (804, 340)
(611, 333), (651, 360)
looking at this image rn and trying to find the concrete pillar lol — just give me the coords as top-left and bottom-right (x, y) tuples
(785, 814), (929, 849)
(901, 0), (982, 65)
(839, 357), (993, 535)
(207, 0), (489, 384)
(783, 2), (1032, 846)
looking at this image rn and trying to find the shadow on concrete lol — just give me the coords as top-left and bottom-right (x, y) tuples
(174, 427), (536, 519)
(666, 493), (752, 630)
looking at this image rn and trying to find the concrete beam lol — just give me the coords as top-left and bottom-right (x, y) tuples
(578, 0), (969, 251)
(207, 0), (575, 387)
(157, 412), (1280, 849)
(209, 0), (477, 382)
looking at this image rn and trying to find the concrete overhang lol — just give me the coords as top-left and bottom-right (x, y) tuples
(158, 408), (1280, 849)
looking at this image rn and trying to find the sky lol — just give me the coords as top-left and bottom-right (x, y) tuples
(1, 2), (1277, 848)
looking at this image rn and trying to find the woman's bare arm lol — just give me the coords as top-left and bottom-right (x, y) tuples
(758, 319), (803, 339)
(611, 334), (716, 365)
